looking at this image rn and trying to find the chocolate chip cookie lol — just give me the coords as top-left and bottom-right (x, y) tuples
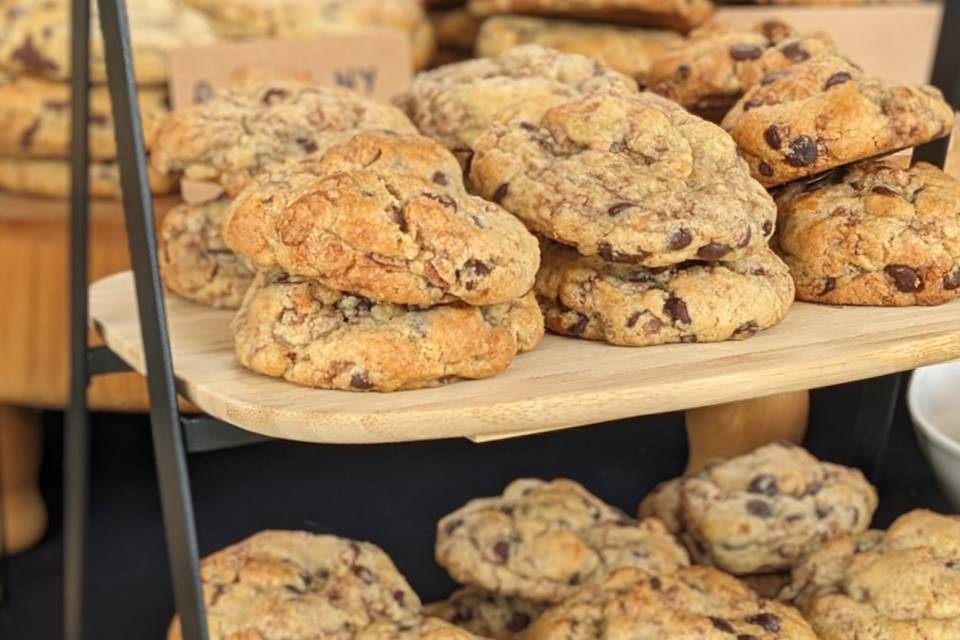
(151, 73), (418, 196)
(722, 55), (954, 187)
(357, 617), (491, 640)
(426, 587), (547, 640)
(435, 478), (690, 603)
(475, 16), (683, 87)
(648, 21), (836, 122)
(394, 45), (637, 165)
(639, 441), (878, 575)
(536, 241), (794, 346)
(0, 77), (168, 161)
(524, 566), (817, 639)
(470, 92), (777, 267)
(467, 0), (715, 32)
(782, 510), (960, 640)
(166, 530), (422, 640)
(160, 197), (254, 309)
(182, 0), (435, 69)
(0, 0), (216, 85)
(0, 156), (177, 199)
(775, 160), (960, 306)
(223, 132), (540, 306)
(233, 270), (543, 392)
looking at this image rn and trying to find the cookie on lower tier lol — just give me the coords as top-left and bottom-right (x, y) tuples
(536, 240), (794, 346)
(233, 271), (543, 392)
(722, 55), (953, 186)
(159, 197), (254, 309)
(475, 16), (683, 86)
(436, 478), (690, 603)
(151, 72), (418, 196)
(167, 530), (422, 640)
(425, 587), (547, 640)
(0, 157), (177, 199)
(467, 0), (715, 33)
(524, 566), (818, 639)
(638, 441), (878, 575)
(357, 617), (492, 640)
(470, 91), (777, 267)
(775, 159), (960, 306)
(782, 510), (960, 640)
(394, 45), (637, 164)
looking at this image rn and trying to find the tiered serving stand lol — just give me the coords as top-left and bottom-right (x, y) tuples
(65, 1), (960, 639)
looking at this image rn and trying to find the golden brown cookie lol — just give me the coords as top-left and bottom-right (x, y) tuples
(0, 156), (177, 199)
(467, 0), (715, 32)
(425, 587), (547, 640)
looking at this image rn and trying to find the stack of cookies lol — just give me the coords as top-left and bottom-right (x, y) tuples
(0, 0), (216, 198)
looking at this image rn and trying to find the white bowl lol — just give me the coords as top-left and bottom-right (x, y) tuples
(909, 362), (960, 512)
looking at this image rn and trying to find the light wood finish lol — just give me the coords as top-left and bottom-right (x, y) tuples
(91, 271), (960, 444)
(684, 391), (810, 475)
(0, 406), (46, 553)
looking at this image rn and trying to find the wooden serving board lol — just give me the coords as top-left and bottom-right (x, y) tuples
(90, 271), (960, 445)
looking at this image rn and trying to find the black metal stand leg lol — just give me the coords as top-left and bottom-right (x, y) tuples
(850, 373), (903, 486)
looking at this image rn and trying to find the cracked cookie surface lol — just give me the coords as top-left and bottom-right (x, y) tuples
(166, 530), (422, 640)
(639, 441), (878, 575)
(233, 270), (543, 392)
(536, 240), (794, 346)
(781, 510), (960, 640)
(775, 160), (960, 306)
(524, 566), (817, 640)
(426, 587), (547, 640)
(722, 55), (953, 186)
(467, 0), (714, 32)
(394, 45), (637, 164)
(436, 478), (689, 603)
(223, 132), (540, 306)
(160, 197), (255, 309)
(470, 91), (777, 267)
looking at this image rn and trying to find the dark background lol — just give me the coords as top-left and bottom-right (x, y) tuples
(0, 379), (950, 639)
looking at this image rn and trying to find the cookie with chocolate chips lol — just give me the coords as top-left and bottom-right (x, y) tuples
(394, 45), (637, 166)
(524, 566), (817, 640)
(426, 587), (547, 640)
(232, 270), (543, 392)
(223, 132), (540, 306)
(722, 55), (953, 187)
(151, 72), (418, 196)
(166, 530), (422, 640)
(435, 478), (690, 604)
(648, 21), (836, 122)
(357, 617), (493, 640)
(159, 197), (254, 310)
(535, 240), (794, 346)
(470, 91), (777, 267)
(782, 510), (960, 640)
(467, 0), (715, 33)
(0, 156), (177, 199)
(775, 159), (960, 306)
(640, 442), (878, 576)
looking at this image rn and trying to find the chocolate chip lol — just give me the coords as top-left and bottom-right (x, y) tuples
(825, 71), (852, 89)
(871, 185), (898, 197)
(763, 125), (782, 150)
(19, 118), (39, 149)
(746, 613), (781, 633)
(444, 519), (464, 536)
(394, 590), (406, 604)
(568, 572), (580, 585)
(747, 500), (772, 517)
(737, 635), (760, 640)
(506, 612), (532, 632)
(350, 373), (374, 390)
(567, 314), (589, 335)
(352, 565), (375, 584)
(943, 271), (960, 290)
(297, 138), (318, 154)
(261, 87), (289, 104)
(669, 228), (693, 250)
(762, 220), (773, 236)
(758, 161), (774, 177)
(785, 136), (818, 167)
(781, 42), (810, 62)
(432, 171), (448, 185)
(492, 183), (509, 203)
(11, 37), (57, 73)
(820, 277), (837, 296)
(885, 265), (923, 292)
(390, 205), (407, 233)
(675, 64), (690, 81)
(743, 98), (763, 112)
(697, 243), (731, 261)
(193, 80), (214, 104)
(424, 192), (457, 210)
(710, 617), (735, 633)
(816, 506), (833, 519)
(493, 541), (510, 563)
(608, 202), (634, 216)
(650, 577), (662, 590)
(664, 297), (691, 324)
(748, 475), (779, 496)
(499, 505), (514, 515)
(464, 259), (491, 277)
(519, 121), (537, 131)
(597, 241), (649, 264)
(626, 312), (642, 329)
(730, 43), (763, 60)
(762, 70), (790, 85)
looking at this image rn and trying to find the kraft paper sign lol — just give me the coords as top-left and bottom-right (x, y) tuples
(167, 31), (413, 202)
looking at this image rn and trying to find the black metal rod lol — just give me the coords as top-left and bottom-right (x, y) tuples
(851, 374), (904, 486)
(65, 0), (92, 636)
(87, 345), (133, 376)
(913, 1), (960, 168)
(95, 1), (208, 639)
(182, 416), (270, 454)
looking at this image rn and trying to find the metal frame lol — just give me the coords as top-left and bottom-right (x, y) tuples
(62, 1), (960, 639)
